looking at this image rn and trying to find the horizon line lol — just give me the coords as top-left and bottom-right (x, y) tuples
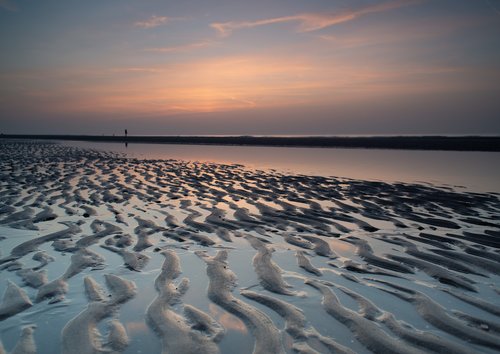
(1, 134), (499, 152)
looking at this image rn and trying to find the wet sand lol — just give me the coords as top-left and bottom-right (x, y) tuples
(0, 141), (499, 353)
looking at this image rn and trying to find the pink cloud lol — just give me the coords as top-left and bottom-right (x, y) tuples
(211, 0), (421, 36)
(134, 15), (171, 28)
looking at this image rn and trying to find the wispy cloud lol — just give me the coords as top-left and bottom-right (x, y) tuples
(110, 67), (164, 73)
(0, 0), (18, 11)
(317, 13), (481, 49)
(146, 40), (216, 53)
(211, 0), (420, 36)
(134, 15), (171, 28)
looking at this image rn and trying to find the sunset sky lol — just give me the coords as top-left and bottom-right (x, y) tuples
(1, 0), (499, 135)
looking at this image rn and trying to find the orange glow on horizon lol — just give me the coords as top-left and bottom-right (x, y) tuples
(2, 54), (485, 119)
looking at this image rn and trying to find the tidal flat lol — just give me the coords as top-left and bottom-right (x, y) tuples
(0, 140), (499, 354)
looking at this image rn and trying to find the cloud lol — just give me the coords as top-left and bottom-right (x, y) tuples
(134, 15), (171, 28)
(211, 0), (420, 36)
(317, 13), (482, 49)
(146, 40), (216, 53)
(0, 0), (18, 11)
(110, 67), (164, 73)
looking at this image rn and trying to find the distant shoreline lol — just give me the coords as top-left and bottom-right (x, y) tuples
(1, 134), (500, 151)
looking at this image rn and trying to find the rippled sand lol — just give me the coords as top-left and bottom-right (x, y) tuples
(0, 141), (499, 354)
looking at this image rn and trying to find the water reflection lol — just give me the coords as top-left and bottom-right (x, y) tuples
(126, 321), (149, 336)
(209, 303), (248, 334)
(61, 141), (500, 192)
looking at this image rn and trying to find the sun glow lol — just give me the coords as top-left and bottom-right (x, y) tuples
(4, 53), (468, 119)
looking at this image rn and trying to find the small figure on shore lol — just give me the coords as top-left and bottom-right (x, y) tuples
(125, 129), (128, 137)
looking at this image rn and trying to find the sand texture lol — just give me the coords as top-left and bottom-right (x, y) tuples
(0, 140), (499, 353)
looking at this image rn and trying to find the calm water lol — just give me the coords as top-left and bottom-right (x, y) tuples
(62, 141), (500, 192)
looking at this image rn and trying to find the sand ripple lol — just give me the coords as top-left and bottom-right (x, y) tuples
(0, 141), (499, 353)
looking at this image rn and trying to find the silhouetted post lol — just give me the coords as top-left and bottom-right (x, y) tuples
(125, 129), (128, 137)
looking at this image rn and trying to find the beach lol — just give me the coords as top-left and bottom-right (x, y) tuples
(0, 140), (499, 354)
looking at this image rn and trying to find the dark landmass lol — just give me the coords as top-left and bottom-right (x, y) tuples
(1, 134), (500, 151)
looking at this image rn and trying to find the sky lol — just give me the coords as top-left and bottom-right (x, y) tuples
(0, 0), (499, 135)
